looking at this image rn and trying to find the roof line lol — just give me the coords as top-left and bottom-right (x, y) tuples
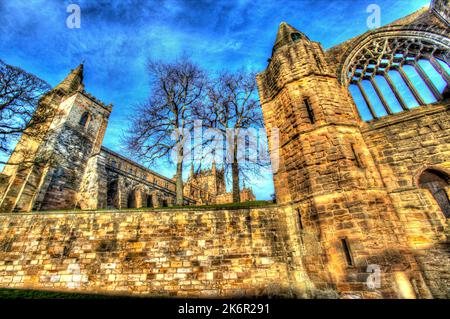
(100, 146), (176, 184)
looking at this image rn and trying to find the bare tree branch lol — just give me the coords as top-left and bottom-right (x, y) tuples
(193, 70), (266, 203)
(0, 59), (52, 166)
(124, 56), (206, 206)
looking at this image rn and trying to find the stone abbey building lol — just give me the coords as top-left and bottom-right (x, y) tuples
(0, 0), (448, 299)
(0, 64), (255, 212)
(184, 163), (255, 205)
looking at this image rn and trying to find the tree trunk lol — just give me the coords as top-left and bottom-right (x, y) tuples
(232, 134), (240, 203)
(175, 149), (184, 206)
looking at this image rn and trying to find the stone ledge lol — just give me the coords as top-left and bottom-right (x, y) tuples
(361, 103), (449, 132)
(0, 204), (279, 216)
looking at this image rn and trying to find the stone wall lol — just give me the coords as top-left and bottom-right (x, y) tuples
(0, 207), (315, 298)
(361, 103), (450, 298)
(362, 104), (449, 244)
(256, 10), (449, 298)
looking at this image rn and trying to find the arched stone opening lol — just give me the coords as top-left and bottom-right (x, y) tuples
(79, 111), (91, 128)
(418, 169), (450, 218)
(107, 179), (119, 209)
(146, 194), (153, 208)
(127, 189), (137, 209)
(341, 32), (449, 122)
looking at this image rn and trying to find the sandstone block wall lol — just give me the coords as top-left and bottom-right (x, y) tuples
(362, 104), (449, 245)
(0, 207), (314, 298)
(361, 104), (450, 298)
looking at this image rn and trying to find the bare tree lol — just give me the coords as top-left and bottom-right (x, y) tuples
(194, 70), (264, 203)
(0, 59), (51, 163)
(125, 57), (206, 206)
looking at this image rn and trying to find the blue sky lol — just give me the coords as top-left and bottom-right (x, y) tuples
(0, 0), (431, 199)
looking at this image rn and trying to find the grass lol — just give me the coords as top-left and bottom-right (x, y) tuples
(31, 200), (277, 214)
(0, 288), (127, 299)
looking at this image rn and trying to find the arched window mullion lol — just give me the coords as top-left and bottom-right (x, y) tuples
(429, 56), (450, 85)
(370, 77), (393, 115)
(384, 72), (409, 111)
(356, 81), (378, 120)
(396, 66), (425, 105)
(413, 61), (443, 100)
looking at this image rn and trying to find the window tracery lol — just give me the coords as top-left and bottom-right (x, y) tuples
(346, 37), (449, 121)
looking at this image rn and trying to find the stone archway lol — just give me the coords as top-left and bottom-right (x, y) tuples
(127, 189), (137, 209)
(146, 194), (153, 208)
(107, 179), (119, 209)
(418, 169), (450, 218)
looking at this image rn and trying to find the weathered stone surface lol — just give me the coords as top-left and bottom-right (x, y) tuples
(0, 0), (448, 299)
(0, 207), (314, 298)
(256, 0), (449, 299)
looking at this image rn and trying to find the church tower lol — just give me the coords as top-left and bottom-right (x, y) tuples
(257, 23), (427, 297)
(0, 65), (112, 212)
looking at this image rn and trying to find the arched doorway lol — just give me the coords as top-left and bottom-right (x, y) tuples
(146, 195), (153, 208)
(419, 169), (450, 218)
(127, 189), (137, 209)
(107, 179), (119, 209)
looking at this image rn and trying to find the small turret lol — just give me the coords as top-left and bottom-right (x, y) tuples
(211, 159), (216, 175)
(190, 164), (195, 178)
(272, 22), (310, 54)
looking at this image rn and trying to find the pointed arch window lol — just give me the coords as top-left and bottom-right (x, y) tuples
(79, 111), (91, 127)
(419, 169), (450, 218)
(346, 37), (449, 122)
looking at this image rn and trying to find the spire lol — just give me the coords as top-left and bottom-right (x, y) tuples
(212, 159), (216, 175)
(190, 163), (195, 177)
(55, 63), (84, 93)
(272, 22), (309, 53)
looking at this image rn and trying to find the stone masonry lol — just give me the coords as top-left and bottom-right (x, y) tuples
(0, 65), (237, 212)
(0, 206), (314, 298)
(256, 0), (449, 298)
(0, 0), (448, 299)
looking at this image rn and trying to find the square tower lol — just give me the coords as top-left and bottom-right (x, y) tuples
(0, 65), (112, 212)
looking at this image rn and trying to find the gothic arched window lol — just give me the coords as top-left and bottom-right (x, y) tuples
(346, 37), (449, 122)
(419, 169), (450, 218)
(79, 111), (90, 127)
(291, 33), (302, 42)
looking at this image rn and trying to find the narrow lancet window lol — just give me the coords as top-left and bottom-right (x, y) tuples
(341, 237), (354, 266)
(304, 98), (315, 124)
(79, 111), (90, 127)
(351, 143), (365, 168)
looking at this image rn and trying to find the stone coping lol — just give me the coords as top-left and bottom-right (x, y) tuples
(0, 204), (279, 216)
